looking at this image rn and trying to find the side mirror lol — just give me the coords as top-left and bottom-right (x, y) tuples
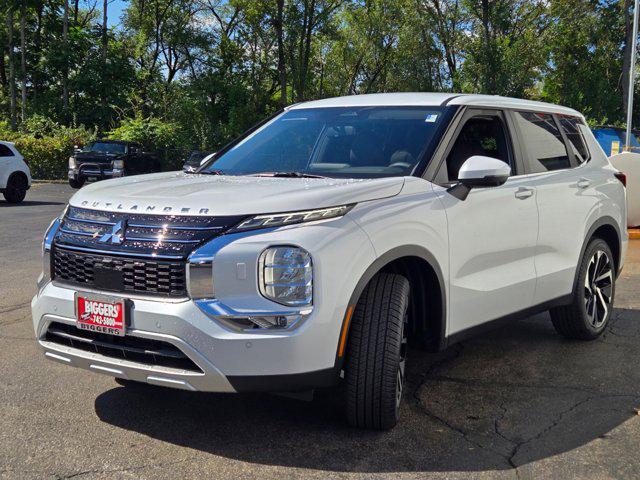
(448, 156), (511, 200)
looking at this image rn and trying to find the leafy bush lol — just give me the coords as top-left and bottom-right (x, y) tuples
(108, 116), (183, 149)
(108, 116), (187, 171)
(15, 136), (71, 180)
(0, 116), (96, 180)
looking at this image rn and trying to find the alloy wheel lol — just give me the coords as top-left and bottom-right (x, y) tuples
(584, 249), (613, 328)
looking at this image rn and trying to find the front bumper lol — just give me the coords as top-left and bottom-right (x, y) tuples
(69, 167), (123, 181)
(32, 282), (338, 392)
(32, 211), (377, 393)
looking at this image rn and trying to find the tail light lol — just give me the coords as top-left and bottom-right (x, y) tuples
(614, 171), (627, 187)
(22, 157), (29, 166)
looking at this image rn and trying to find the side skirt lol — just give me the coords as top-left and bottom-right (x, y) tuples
(444, 294), (573, 348)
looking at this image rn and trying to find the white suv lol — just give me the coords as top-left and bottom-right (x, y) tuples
(0, 141), (31, 203)
(32, 93), (627, 429)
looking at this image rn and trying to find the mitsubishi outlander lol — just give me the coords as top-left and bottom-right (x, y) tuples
(32, 93), (628, 429)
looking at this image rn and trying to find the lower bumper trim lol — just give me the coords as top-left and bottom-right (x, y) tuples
(227, 368), (339, 393)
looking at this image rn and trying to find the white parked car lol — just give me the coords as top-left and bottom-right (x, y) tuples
(0, 141), (31, 203)
(32, 93), (627, 429)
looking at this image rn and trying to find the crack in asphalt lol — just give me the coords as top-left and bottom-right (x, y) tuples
(0, 301), (31, 315)
(408, 320), (640, 475)
(0, 334), (33, 342)
(408, 344), (516, 467)
(0, 314), (31, 328)
(428, 375), (637, 398)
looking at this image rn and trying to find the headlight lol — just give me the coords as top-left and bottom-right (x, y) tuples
(68, 157), (77, 169)
(112, 159), (124, 169)
(231, 204), (354, 232)
(259, 246), (312, 307)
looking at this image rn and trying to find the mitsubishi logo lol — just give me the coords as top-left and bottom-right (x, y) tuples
(99, 220), (127, 244)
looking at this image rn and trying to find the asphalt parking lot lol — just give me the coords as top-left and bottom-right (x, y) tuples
(1, 183), (640, 479)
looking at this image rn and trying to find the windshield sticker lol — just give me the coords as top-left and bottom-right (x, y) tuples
(425, 114), (439, 123)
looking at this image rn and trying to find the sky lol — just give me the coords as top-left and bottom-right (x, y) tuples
(107, 0), (128, 27)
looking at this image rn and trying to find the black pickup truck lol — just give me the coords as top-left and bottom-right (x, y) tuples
(68, 140), (161, 189)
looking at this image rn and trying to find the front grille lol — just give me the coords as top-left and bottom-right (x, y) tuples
(54, 206), (245, 258)
(53, 247), (187, 297)
(51, 206), (246, 296)
(45, 321), (202, 373)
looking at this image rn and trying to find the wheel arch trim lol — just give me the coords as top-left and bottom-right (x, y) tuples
(333, 245), (447, 371)
(574, 216), (622, 292)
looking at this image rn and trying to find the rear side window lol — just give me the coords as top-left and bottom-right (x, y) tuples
(558, 116), (590, 164)
(0, 144), (14, 157)
(514, 112), (570, 172)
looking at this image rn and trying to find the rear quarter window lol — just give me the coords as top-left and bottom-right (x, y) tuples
(0, 144), (14, 157)
(558, 115), (590, 164)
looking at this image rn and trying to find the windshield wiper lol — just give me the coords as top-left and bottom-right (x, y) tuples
(249, 171), (328, 179)
(194, 169), (224, 175)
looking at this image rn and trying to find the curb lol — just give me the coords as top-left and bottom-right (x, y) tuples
(32, 180), (67, 184)
(629, 229), (640, 240)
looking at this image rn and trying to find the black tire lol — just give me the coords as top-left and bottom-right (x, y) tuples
(3, 174), (27, 203)
(345, 272), (410, 430)
(550, 237), (615, 340)
(69, 178), (85, 189)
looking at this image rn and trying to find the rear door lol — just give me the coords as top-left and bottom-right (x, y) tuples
(432, 108), (539, 337)
(507, 110), (598, 304)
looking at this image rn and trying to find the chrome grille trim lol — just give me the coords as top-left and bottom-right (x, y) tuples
(54, 207), (246, 258)
(51, 244), (184, 260)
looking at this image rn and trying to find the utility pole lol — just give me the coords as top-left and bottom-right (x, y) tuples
(626, 0), (639, 149)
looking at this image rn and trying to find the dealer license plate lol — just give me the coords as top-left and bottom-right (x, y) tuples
(75, 293), (126, 336)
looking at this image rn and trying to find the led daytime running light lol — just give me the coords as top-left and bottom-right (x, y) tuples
(233, 204), (354, 232)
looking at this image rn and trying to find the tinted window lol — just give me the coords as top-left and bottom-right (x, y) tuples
(445, 115), (511, 181)
(201, 107), (446, 178)
(559, 116), (590, 163)
(515, 112), (570, 172)
(0, 144), (14, 157)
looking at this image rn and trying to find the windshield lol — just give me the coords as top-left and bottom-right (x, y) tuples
(200, 107), (446, 178)
(86, 142), (127, 154)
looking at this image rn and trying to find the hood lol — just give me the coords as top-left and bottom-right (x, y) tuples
(74, 151), (122, 163)
(69, 171), (405, 216)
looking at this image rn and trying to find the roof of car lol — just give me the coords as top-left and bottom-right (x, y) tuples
(287, 93), (583, 117)
(92, 139), (138, 145)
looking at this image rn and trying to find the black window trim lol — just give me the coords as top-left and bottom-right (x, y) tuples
(505, 108), (579, 175)
(427, 107), (521, 187)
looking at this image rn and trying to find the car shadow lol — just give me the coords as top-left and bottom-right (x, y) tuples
(95, 308), (640, 473)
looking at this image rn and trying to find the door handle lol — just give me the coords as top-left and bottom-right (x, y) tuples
(577, 178), (591, 189)
(515, 187), (534, 200)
